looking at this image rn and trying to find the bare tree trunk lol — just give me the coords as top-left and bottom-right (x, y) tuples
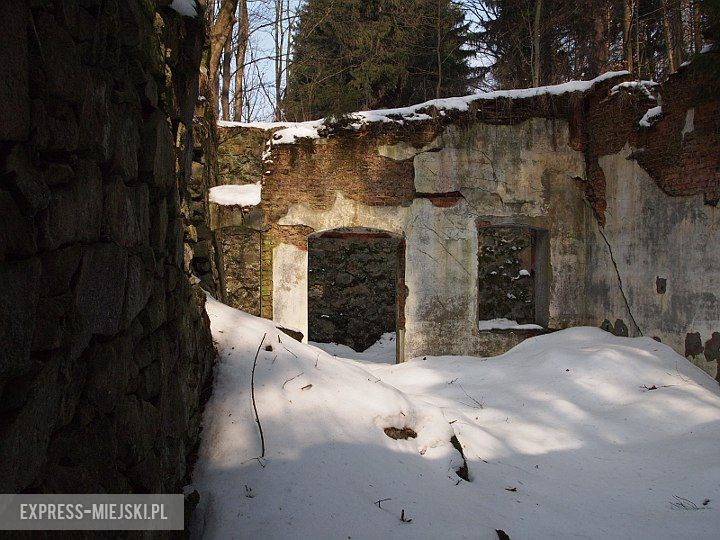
(590, 3), (609, 77)
(233, 0), (249, 121)
(661, 0), (677, 71)
(207, 0), (216, 25)
(221, 33), (233, 120)
(623, 0), (635, 73)
(209, 0), (238, 117)
(532, 0), (542, 86)
(436, 0), (443, 98)
(669, 0), (685, 67)
(274, 0), (283, 121)
(284, 0), (293, 117)
(692, 0), (703, 53)
(635, 8), (641, 77)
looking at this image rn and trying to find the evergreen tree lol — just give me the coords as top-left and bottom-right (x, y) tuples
(470, 0), (714, 90)
(283, 0), (478, 120)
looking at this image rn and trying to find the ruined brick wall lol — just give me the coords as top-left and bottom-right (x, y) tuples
(633, 61), (719, 203)
(216, 96), (590, 358)
(215, 64), (719, 377)
(582, 58), (719, 222)
(0, 0), (216, 494)
(217, 93), (583, 321)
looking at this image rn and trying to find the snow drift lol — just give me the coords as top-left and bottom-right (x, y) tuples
(190, 296), (720, 539)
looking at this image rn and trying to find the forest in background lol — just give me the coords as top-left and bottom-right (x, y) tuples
(206, 0), (719, 122)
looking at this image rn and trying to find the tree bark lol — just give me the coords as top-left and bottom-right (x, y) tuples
(274, 0), (283, 121)
(436, 0), (444, 98)
(590, 3), (609, 77)
(209, 0), (238, 117)
(661, 0), (677, 72)
(669, 0), (685, 68)
(233, 0), (249, 121)
(623, 0), (635, 73)
(532, 0), (542, 87)
(691, 0), (703, 53)
(220, 33), (233, 120)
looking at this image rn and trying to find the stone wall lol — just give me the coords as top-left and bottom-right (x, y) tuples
(0, 0), (217, 494)
(477, 226), (536, 324)
(219, 113), (588, 360)
(308, 232), (401, 351)
(220, 227), (262, 315)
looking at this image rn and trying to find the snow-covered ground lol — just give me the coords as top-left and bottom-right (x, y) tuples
(190, 296), (720, 539)
(478, 318), (544, 331)
(310, 332), (397, 363)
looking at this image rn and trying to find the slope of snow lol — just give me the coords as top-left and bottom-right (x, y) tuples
(310, 332), (397, 363)
(208, 183), (261, 207)
(478, 318), (543, 331)
(168, 0), (197, 17)
(191, 297), (720, 539)
(218, 71), (630, 145)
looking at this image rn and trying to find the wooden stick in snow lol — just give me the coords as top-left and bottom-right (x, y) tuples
(251, 333), (267, 458)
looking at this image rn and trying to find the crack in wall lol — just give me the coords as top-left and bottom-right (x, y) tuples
(581, 190), (643, 336)
(420, 222), (473, 278)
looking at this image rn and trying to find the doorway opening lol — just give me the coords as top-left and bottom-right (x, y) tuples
(307, 228), (405, 363)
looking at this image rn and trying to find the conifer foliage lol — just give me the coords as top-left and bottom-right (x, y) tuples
(283, 0), (478, 120)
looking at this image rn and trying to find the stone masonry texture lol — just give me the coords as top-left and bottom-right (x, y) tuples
(308, 233), (401, 351)
(477, 227), (535, 324)
(0, 0), (217, 497)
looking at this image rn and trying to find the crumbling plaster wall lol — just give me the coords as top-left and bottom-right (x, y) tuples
(273, 118), (587, 360)
(586, 144), (720, 379)
(581, 58), (720, 381)
(216, 61), (720, 378)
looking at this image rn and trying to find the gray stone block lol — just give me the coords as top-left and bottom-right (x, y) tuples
(74, 243), (128, 336)
(0, 257), (41, 377)
(38, 160), (103, 250)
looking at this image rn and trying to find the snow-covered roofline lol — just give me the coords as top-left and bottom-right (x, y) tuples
(218, 70), (631, 145)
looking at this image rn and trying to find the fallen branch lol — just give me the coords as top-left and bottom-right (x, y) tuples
(458, 383), (484, 409)
(282, 372), (304, 389)
(282, 345), (298, 358)
(640, 384), (675, 391)
(374, 498), (391, 509)
(448, 378), (483, 408)
(251, 333), (267, 458)
(670, 495), (706, 510)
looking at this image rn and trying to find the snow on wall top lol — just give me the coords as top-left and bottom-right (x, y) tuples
(209, 183), (262, 207)
(639, 105), (664, 127)
(610, 80), (658, 100)
(218, 70), (631, 145)
(169, 0), (198, 17)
